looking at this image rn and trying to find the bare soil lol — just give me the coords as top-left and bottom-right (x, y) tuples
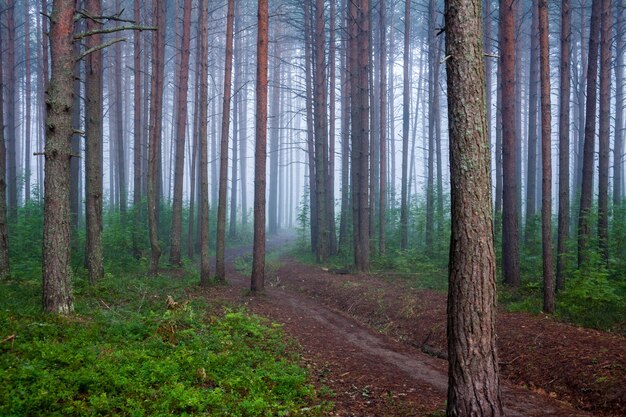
(190, 236), (625, 416)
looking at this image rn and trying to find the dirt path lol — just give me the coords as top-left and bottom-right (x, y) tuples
(198, 234), (600, 416)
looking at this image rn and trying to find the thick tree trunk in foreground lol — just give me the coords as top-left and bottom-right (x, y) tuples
(500, 0), (520, 287)
(43, 0), (76, 314)
(444, 0), (503, 414)
(557, 0), (571, 291)
(85, 0), (104, 284)
(597, 0), (612, 265)
(539, 0), (555, 314)
(148, 0), (166, 275)
(169, 0), (193, 266)
(216, 0), (235, 281)
(251, 0), (269, 292)
(198, 0), (210, 286)
(578, 0), (602, 269)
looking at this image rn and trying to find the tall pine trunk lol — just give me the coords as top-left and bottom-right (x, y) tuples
(500, 0), (520, 287)
(557, 0), (571, 291)
(85, 0), (104, 284)
(229, 1), (241, 239)
(0, 25), (10, 279)
(169, 0), (193, 266)
(349, 0), (370, 271)
(399, 0), (410, 250)
(216, 0), (235, 281)
(132, 0), (143, 258)
(24, 3), (32, 203)
(251, 0), (269, 292)
(328, 0), (337, 255)
(197, 0), (211, 286)
(43, 0), (76, 314)
(525, 2), (539, 242)
(614, 5), (624, 207)
(578, 0), (602, 269)
(314, 0), (330, 261)
(268, 23), (281, 235)
(304, 0), (318, 252)
(148, 0), (166, 274)
(445, 0), (504, 412)
(338, 0), (351, 252)
(597, 0), (612, 265)
(379, 0), (387, 254)
(539, 0), (555, 313)
(114, 0), (126, 215)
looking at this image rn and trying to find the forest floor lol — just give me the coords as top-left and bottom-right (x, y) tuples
(189, 234), (625, 417)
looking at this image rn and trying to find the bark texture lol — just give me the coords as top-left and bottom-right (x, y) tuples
(539, 0), (555, 314)
(0, 25), (9, 279)
(614, 4), (624, 206)
(400, 0), (410, 250)
(198, 0), (210, 286)
(349, 0), (370, 271)
(578, 0), (602, 269)
(43, 0), (76, 314)
(251, 0), (269, 292)
(216, 0), (235, 281)
(85, 0), (104, 284)
(500, 0), (520, 287)
(169, 0), (193, 266)
(597, 0), (612, 265)
(148, 0), (166, 274)
(444, 0), (504, 414)
(132, 0), (143, 259)
(557, 0), (571, 291)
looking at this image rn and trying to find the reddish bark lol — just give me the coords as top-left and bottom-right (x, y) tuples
(251, 0), (269, 292)
(216, 0), (235, 281)
(43, 0), (76, 314)
(85, 0), (104, 284)
(198, 0), (210, 286)
(500, 0), (520, 287)
(578, 0), (602, 268)
(557, 0), (571, 291)
(169, 0), (193, 266)
(539, 0), (555, 314)
(148, 0), (166, 274)
(444, 0), (504, 412)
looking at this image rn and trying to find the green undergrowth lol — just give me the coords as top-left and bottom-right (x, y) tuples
(290, 238), (624, 334)
(501, 268), (626, 333)
(289, 245), (448, 292)
(0, 271), (328, 416)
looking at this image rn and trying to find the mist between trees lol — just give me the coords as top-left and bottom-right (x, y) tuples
(0, 0), (625, 415)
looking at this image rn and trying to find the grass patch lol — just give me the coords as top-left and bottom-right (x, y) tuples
(0, 272), (327, 416)
(234, 251), (284, 287)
